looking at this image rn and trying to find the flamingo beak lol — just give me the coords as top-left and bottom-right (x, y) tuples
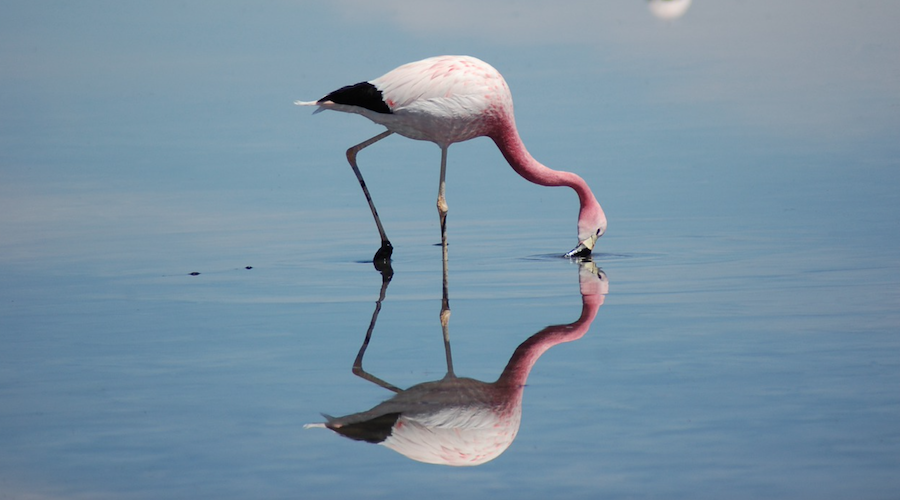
(565, 233), (599, 258)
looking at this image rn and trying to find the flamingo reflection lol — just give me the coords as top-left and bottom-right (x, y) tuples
(306, 259), (607, 466)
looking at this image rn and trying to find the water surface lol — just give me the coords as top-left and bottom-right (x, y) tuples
(1, 2), (899, 499)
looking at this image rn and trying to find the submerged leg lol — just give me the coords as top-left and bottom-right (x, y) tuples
(346, 130), (394, 262)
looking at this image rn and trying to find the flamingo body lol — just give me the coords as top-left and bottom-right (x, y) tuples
(308, 56), (506, 146)
(297, 55), (606, 257)
(310, 376), (520, 466)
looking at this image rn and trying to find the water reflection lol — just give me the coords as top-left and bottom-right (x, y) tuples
(306, 259), (608, 466)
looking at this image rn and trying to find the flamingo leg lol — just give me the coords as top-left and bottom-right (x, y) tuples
(437, 146), (452, 378)
(436, 146), (450, 255)
(437, 146), (451, 376)
(351, 263), (402, 393)
(346, 130), (394, 262)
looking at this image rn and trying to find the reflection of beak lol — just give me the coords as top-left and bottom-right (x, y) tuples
(564, 233), (599, 258)
(578, 262), (608, 296)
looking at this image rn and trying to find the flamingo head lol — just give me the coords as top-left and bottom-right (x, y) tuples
(566, 203), (607, 258)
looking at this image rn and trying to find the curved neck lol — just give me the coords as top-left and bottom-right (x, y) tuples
(490, 119), (598, 210)
(495, 294), (602, 389)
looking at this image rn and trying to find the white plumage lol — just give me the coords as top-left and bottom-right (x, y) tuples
(305, 262), (609, 466)
(297, 55), (607, 261)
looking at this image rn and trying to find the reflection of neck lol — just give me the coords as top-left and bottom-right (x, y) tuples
(496, 294), (603, 389)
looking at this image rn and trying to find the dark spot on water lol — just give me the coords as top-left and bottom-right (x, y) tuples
(245, 266), (253, 270)
(189, 272), (200, 276)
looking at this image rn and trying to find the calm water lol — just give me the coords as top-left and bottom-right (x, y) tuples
(2, 2), (899, 499)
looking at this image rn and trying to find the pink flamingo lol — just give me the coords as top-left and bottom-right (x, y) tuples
(296, 55), (607, 262)
(305, 261), (607, 466)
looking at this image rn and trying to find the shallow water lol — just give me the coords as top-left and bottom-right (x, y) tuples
(2, 2), (899, 499)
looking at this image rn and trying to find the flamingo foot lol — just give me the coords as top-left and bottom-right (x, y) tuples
(372, 257), (394, 279)
(373, 240), (393, 263)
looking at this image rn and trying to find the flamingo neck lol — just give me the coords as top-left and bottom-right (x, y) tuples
(490, 118), (599, 212)
(495, 294), (602, 389)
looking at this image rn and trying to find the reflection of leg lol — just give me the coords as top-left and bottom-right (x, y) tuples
(346, 130), (394, 262)
(352, 263), (401, 393)
(440, 236), (454, 377)
(441, 316), (453, 378)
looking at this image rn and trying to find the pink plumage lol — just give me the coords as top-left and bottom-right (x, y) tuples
(305, 262), (608, 466)
(296, 55), (606, 260)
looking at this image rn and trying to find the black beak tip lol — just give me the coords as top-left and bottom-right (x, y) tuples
(565, 245), (593, 259)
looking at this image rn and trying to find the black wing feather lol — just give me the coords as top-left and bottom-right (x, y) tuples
(320, 81), (392, 114)
(326, 412), (400, 444)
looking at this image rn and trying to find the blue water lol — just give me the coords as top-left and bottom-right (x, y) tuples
(2, 2), (899, 499)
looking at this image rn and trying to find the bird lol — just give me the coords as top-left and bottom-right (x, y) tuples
(295, 55), (607, 262)
(305, 260), (608, 466)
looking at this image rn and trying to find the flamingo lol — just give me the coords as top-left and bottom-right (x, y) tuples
(295, 55), (607, 261)
(305, 260), (607, 466)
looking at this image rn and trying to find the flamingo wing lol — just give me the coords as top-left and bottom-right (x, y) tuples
(372, 56), (507, 113)
(319, 82), (392, 114)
